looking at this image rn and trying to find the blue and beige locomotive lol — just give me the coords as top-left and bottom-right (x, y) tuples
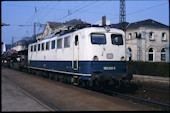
(28, 26), (132, 87)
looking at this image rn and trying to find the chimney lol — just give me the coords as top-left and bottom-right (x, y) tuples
(102, 16), (106, 26)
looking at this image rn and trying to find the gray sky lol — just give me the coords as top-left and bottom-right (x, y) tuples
(1, 0), (169, 45)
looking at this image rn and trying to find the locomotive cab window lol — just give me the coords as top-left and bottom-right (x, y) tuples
(111, 34), (123, 45)
(91, 33), (106, 45)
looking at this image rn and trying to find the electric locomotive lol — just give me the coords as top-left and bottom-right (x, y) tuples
(28, 25), (132, 87)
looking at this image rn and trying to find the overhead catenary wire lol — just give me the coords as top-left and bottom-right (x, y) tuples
(40, 1), (60, 22)
(55, 1), (97, 22)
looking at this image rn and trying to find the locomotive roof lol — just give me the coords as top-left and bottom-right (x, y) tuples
(29, 26), (124, 46)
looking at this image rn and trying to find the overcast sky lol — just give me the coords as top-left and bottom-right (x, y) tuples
(1, 0), (169, 45)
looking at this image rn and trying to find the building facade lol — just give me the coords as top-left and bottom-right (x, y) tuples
(36, 19), (85, 41)
(110, 19), (169, 62)
(36, 22), (62, 41)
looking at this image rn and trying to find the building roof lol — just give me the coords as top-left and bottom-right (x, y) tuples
(65, 19), (84, 26)
(110, 19), (169, 30)
(47, 22), (62, 30)
(46, 19), (84, 31)
(109, 22), (129, 30)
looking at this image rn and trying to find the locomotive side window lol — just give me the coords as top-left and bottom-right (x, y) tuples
(31, 46), (33, 52)
(64, 36), (70, 48)
(41, 43), (44, 51)
(46, 41), (50, 50)
(57, 39), (62, 49)
(34, 45), (37, 52)
(91, 33), (106, 44)
(111, 34), (123, 45)
(51, 40), (55, 49)
(38, 44), (40, 51)
(75, 35), (78, 46)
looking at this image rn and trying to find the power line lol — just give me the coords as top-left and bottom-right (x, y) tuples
(55, 1), (97, 22)
(2, 3), (67, 11)
(126, 2), (167, 16)
(40, 1), (60, 22)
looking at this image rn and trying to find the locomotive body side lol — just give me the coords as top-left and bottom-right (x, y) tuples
(28, 27), (131, 86)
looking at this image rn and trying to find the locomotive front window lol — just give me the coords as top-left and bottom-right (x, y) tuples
(91, 33), (106, 45)
(111, 34), (123, 45)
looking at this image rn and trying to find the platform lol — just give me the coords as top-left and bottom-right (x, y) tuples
(131, 74), (169, 87)
(2, 76), (49, 111)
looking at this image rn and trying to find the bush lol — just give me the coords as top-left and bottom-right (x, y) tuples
(127, 61), (170, 77)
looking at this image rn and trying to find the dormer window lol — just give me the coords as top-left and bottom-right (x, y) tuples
(149, 32), (154, 41)
(128, 33), (132, 39)
(134, 32), (137, 38)
(162, 32), (167, 41)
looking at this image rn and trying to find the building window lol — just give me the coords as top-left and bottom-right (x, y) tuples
(64, 36), (70, 48)
(134, 32), (137, 38)
(46, 41), (50, 50)
(128, 33), (132, 39)
(57, 39), (62, 49)
(148, 48), (154, 61)
(127, 48), (132, 61)
(51, 40), (55, 49)
(149, 32), (154, 40)
(161, 48), (166, 61)
(162, 32), (167, 41)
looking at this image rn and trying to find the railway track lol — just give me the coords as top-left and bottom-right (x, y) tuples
(2, 66), (170, 111)
(88, 83), (170, 111)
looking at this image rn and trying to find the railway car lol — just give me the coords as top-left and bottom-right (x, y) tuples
(28, 26), (132, 87)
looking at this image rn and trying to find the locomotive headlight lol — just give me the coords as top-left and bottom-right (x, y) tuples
(93, 56), (99, 61)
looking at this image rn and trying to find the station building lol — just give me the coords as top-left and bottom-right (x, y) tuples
(110, 19), (169, 62)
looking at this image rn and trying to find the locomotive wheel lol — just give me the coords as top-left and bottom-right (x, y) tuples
(49, 73), (54, 80)
(92, 79), (100, 88)
(66, 76), (72, 84)
(27, 68), (32, 74)
(81, 80), (89, 87)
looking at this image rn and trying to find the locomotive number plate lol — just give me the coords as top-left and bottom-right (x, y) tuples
(103, 66), (116, 70)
